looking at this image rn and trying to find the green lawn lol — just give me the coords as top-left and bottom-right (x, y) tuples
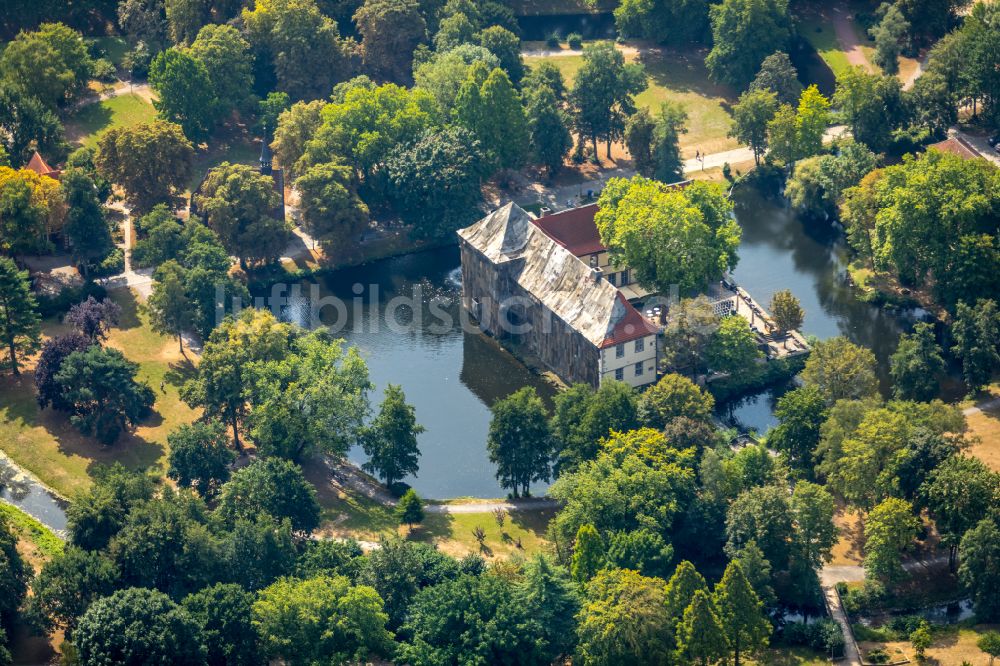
(0, 502), (63, 561)
(798, 17), (856, 78)
(524, 42), (740, 157)
(751, 646), (831, 665)
(0, 289), (198, 498)
(65, 93), (158, 149)
(86, 36), (129, 67)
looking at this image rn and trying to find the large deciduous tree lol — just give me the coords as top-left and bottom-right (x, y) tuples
(595, 177), (740, 294)
(217, 458), (321, 533)
(149, 47), (221, 142)
(195, 162), (288, 269)
(73, 588), (206, 665)
(243, 0), (353, 100)
(362, 384), (423, 488)
(731, 89), (779, 165)
(188, 24), (254, 117)
(167, 419), (236, 497)
(706, 0), (791, 88)
(570, 41), (647, 161)
(95, 121), (194, 213)
(0, 23), (93, 108)
(959, 519), (1000, 621)
(296, 161), (369, 247)
(891, 322), (945, 401)
(55, 346), (156, 444)
(487, 386), (551, 497)
(864, 497), (920, 582)
(354, 0), (427, 84)
(801, 336), (879, 404)
(386, 126), (485, 239)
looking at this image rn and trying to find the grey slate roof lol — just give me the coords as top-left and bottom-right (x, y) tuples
(459, 202), (650, 348)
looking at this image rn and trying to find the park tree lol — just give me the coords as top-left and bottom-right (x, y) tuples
(767, 85), (832, 164)
(181, 308), (294, 448)
(725, 485), (795, 571)
(362, 384), (423, 488)
(217, 458), (321, 533)
(55, 346), (155, 444)
(400, 574), (548, 666)
(257, 92), (291, 134)
(95, 121), (194, 213)
(0, 84), (67, 168)
(118, 0), (169, 52)
(706, 0), (791, 88)
(979, 631), (1000, 665)
(304, 83), (440, 185)
(769, 385), (827, 471)
(253, 574), (393, 664)
(625, 108), (656, 176)
(358, 537), (460, 629)
(354, 0), (426, 83)
(272, 100), (327, 180)
(834, 68), (907, 153)
(149, 47), (220, 142)
(66, 297), (120, 343)
(731, 89), (779, 165)
(245, 331), (371, 461)
(386, 126), (485, 239)
(454, 65), (529, 173)
(396, 489), (424, 529)
(714, 561), (770, 666)
(0, 167), (62, 255)
(73, 588), (206, 665)
(0, 514), (28, 639)
(433, 11), (477, 52)
(28, 547), (117, 633)
(678, 589), (730, 666)
(35, 333), (91, 412)
(167, 419), (236, 497)
(960, 519), (1000, 621)
(952, 299), (1000, 394)
(0, 258), (41, 375)
(570, 41), (647, 161)
(487, 387), (551, 497)
(595, 177), (740, 294)
(706, 315), (763, 376)
(922, 456), (999, 570)
(791, 481), (838, 571)
(477, 25), (523, 84)
(749, 51), (802, 105)
(801, 336), (879, 404)
(296, 161), (369, 247)
(61, 169), (114, 276)
(163, 0), (207, 44)
(518, 554), (580, 661)
(770, 290), (804, 335)
(413, 44), (500, 111)
(871, 3), (910, 75)
(549, 450), (696, 557)
(549, 380), (640, 471)
(147, 260), (192, 352)
(651, 101), (689, 183)
(243, 0), (352, 100)
(65, 464), (156, 551)
(864, 497), (920, 582)
(665, 560), (710, 634)
(640, 372), (715, 429)
(660, 296), (720, 376)
(0, 23), (92, 108)
(196, 162), (288, 269)
(891, 323), (945, 401)
(181, 583), (260, 666)
(570, 523), (606, 584)
(223, 514), (298, 591)
(526, 84), (573, 178)
(189, 24), (254, 117)
(576, 568), (673, 666)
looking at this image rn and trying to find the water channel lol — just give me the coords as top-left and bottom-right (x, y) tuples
(263, 187), (929, 498)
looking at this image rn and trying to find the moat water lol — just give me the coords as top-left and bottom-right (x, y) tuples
(271, 187), (929, 498)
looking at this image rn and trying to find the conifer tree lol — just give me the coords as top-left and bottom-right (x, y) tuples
(571, 524), (605, 584)
(678, 589), (729, 666)
(0, 257), (41, 375)
(714, 561), (771, 666)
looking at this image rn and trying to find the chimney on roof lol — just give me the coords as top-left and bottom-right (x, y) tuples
(539, 206), (551, 217)
(591, 268), (603, 283)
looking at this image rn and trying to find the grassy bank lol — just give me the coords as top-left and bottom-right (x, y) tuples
(523, 42), (739, 157)
(65, 93), (157, 149)
(0, 288), (197, 498)
(0, 501), (64, 561)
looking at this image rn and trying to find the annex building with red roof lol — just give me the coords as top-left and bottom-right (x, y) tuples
(25, 151), (61, 180)
(458, 202), (660, 389)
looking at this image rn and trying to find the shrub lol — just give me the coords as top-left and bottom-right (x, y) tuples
(781, 618), (845, 657)
(36, 282), (109, 318)
(92, 58), (117, 82)
(546, 33), (561, 49)
(89, 248), (124, 278)
(567, 33), (583, 49)
(866, 647), (891, 664)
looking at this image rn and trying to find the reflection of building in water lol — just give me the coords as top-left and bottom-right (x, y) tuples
(458, 203), (659, 389)
(459, 331), (558, 408)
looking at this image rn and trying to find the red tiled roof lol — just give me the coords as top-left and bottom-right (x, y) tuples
(929, 136), (981, 160)
(600, 292), (659, 349)
(531, 203), (604, 257)
(25, 152), (60, 179)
